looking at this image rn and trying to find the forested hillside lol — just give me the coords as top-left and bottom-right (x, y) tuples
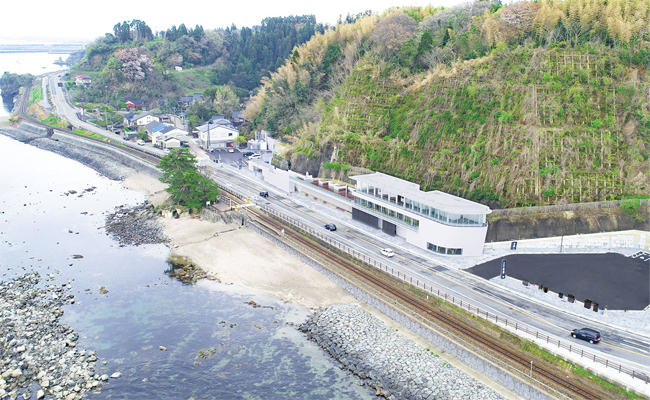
(246, 0), (650, 208)
(72, 16), (327, 106)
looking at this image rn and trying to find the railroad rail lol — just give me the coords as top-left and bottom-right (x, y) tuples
(15, 80), (161, 165)
(206, 184), (626, 399)
(246, 207), (609, 400)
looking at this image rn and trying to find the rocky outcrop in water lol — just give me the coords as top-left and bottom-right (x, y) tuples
(300, 305), (504, 400)
(104, 203), (168, 247)
(0, 273), (104, 399)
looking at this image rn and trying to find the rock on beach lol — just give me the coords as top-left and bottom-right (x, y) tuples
(0, 273), (103, 399)
(300, 304), (504, 400)
(104, 203), (168, 246)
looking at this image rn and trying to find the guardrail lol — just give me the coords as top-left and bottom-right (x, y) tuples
(260, 204), (649, 385)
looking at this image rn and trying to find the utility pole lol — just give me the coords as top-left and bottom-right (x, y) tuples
(104, 86), (108, 129)
(206, 121), (212, 151)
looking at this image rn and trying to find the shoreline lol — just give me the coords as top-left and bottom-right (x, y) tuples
(1, 122), (521, 399)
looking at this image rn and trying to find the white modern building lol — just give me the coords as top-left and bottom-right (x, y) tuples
(350, 172), (491, 256)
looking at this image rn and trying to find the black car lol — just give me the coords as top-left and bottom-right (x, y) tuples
(259, 191), (269, 197)
(571, 328), (601, 344)
(324, 223), (337, 231)
(243, 151), (254, 157)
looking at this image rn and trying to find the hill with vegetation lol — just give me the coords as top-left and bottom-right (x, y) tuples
(245, 0), (650, 208)
(70, 16), (327, 111)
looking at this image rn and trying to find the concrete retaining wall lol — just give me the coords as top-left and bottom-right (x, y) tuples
(19, 122), (48, 137)
(486, 229), (649, 251)
(248, 223), (557, 400)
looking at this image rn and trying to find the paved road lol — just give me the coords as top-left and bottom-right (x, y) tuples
(45, 76), (650, 380)
(204, 162), (650, 373)
(46, 74), (164, 158)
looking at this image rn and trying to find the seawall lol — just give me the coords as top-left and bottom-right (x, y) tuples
(0, 122), (160, 180)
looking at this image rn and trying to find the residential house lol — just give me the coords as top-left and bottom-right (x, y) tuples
(152, 125), (188, 148)
(162, 136), (182, 149)
(196, 119), (239, 150)
(125, 99), (146, 110)
(123, 112), (159, 128)
(144, 121), (167, 140)
(177, 93), (203, 112)
(232, 110), (245, 125)
(152, 113), (170, 123)
(75, 74), (92, 87)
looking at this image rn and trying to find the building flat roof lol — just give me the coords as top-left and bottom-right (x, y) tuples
(350, 172), (491, 215)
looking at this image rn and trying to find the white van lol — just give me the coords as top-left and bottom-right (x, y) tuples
(248, 153), (261, 160)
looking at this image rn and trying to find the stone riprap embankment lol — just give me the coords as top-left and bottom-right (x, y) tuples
(104, 203), (168, 247)
(301, 305), (504, 400)
(0, 273), (107, 399)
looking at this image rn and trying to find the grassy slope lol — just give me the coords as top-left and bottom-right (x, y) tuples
(328, 46), (649, 207)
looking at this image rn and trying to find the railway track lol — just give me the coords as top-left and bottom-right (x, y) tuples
(242, 204), (608, 400)
(16, 81), (161, 165)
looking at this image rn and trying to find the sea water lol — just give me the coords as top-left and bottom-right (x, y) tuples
(0, 135), (374, 399)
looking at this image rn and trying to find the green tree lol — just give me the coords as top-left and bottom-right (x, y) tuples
(0, 72), (34, 100)
(158, 148), (220, 209)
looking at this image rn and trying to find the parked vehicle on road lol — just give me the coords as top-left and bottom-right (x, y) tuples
(259, 191), (269, 197)
(137, 139), (145, 146)
(122, 136), (129, 141)
(381, 248), (395, 257)
(243, 151), (254, 157)
(324, 223), (337, 231)
(248, 153), (261, 160)
(228, 148), (234, 153)
(571, 328), (601, 344)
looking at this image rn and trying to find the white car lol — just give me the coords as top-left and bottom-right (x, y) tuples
(228, 148), (234, 153)
(248, 153), (261, 160)
(381, 248), (395, 257)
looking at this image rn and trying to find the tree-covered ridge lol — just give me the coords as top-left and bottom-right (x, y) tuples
(0, 72), (33, 100)
(73, 16), (328, 105)
(245, 0), (650, 208)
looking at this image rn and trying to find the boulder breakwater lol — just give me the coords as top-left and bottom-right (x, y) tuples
(301, 305), (504, 400)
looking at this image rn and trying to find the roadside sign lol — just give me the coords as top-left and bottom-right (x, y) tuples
(501, 260), (506, 279)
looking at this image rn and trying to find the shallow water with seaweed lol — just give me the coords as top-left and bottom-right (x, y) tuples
(0, 135), (375, 399)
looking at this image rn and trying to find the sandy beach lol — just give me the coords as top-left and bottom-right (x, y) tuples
(122, 173), (358, 309)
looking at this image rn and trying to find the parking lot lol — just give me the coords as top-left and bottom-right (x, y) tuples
(206, 148), (272, 168)
(467, 253), (649, 310)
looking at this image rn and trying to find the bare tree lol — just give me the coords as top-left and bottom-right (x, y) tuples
(370, 12), (417, 59)
(421, 47), (455, 69)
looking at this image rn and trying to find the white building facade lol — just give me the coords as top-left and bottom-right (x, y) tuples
(197, 123), (239, 150)
(350, 172), (491, 256)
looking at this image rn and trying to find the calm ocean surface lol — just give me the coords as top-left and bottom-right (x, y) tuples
(0, 51), (70, 116)
(0, 134), (374, 398)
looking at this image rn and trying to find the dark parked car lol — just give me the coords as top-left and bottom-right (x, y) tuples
(571, 328), (601, 344)
(122, 136), (129, 141)
(259, 191), (269, 197)
(243, 151), (254, 157)
(324, 223), (337, 231)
